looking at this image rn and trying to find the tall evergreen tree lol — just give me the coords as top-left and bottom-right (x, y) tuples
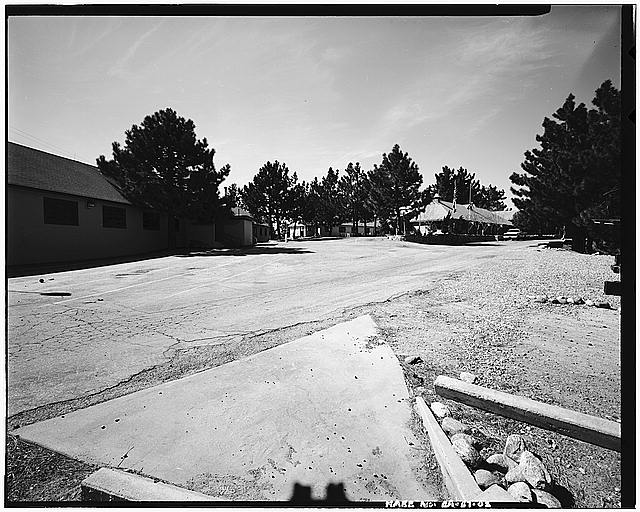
(316, 167), (344, 233)
(475, 184), (507, 211)
(242, 161), (297, 239)
(427, 166), (481, 204)
(338, 162), (367, 232)
(510, 80), (620, 251)
(222, 183), (243, 209)
(368, 144), (423, 234)
(97, 108), (230, 247)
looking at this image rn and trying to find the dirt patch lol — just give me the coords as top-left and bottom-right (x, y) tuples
(379, 247), (622, 508)
(5, 434), (97, 502)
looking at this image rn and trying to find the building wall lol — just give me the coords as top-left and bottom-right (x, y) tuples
(186, 222), (216, 248)
(253, 224), (270, 242)
(7, 186), (169, 266)
(216, 216), (253, 247)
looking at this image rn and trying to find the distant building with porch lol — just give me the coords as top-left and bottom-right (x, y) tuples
(410, 195), (513, 235)
(331, 222), (380, 237)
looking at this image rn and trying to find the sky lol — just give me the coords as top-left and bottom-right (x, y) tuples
(8, 7), (621, 207)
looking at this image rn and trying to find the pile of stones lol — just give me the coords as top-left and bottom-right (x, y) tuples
(430, 395), (563, 507)
(527, 294), (611, 308)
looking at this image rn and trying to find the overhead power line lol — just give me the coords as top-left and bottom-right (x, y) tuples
(9, 126), (79, 161)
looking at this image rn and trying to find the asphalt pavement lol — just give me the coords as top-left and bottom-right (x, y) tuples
(7, 237), (527, 416)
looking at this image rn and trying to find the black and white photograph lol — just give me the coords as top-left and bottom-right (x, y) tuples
(4, 4), (632, 507)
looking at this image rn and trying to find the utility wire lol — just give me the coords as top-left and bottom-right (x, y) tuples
(9, 126), (78, 160)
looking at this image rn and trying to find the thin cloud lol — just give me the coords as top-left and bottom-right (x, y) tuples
(107, 21), (164, 78)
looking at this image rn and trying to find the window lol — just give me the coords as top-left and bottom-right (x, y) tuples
(143, 211), (161, 230)
(102, 205), (126, 228)
(339, 226), (346, 233)
(43, 197), (78, 225)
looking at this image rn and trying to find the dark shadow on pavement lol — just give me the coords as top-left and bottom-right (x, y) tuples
(287, 236), (344, 242)
(176, 245), (314, 257)
(459, 242), (502, 246)
(289, 482), (349, 504)
(6, 249), (188, 278)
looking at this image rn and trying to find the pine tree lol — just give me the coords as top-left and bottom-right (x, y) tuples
(427, 166), (481, 204)
(242, 161), (297, 239)
(475, 184), (507, 211)
(97, 108), (230, 247)
(317, 167), (344, 234)
(338, 162), (367, 233)
(510, 80), (620, 251)
(368, 145), (424, 234)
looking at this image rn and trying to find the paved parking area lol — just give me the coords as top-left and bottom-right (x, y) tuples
(7, 237), (526, 416)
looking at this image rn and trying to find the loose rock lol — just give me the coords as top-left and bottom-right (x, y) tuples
(414, 386), (426, 396)
(451, 436), (482, 469)
(550, 298), (560, 304)
(507, 482), (533, 502)
(450, 433), (483, 450)
(504, 434), (527, 463)
(573, 297), (584, 305)
(474, 469), (502, 490)
(566, 297), (575, 304)
(404, 355), (422, 364)
(585, 299), (594, 306)
(430, 401), (450, 418)
(441, 417), (468, 436)
(556, 297), (567, 304)
(533, 295), (548, 303)
(532, 488), (562, 508)
(505, 451), (552, 490)
(486, 453), (517, 473)
(459, 371), (478, 384)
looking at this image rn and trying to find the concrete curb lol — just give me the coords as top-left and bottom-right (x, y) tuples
(414, 397), (481, 500)
(414, 398), (514, 503)
(81, 468), (222, 502)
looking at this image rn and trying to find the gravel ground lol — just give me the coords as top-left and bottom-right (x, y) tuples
(6, 242), (623, 506)
(366, 244), (622, 508)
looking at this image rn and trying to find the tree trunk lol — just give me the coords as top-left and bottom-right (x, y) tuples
(395, 208), (401, 235)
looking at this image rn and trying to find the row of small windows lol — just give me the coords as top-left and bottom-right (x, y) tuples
(43, 197), (161, 230)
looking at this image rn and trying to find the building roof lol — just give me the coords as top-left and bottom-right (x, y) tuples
(7, 142), (131, 204)
(412, 199), (512, 226)
(493, 209), (517, 222)
(230, 206), (253, 219)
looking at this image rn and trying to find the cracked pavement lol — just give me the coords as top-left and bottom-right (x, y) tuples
(7, 237), (523, 417)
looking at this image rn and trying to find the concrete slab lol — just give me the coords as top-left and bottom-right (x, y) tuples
(14, 316), (437, 501)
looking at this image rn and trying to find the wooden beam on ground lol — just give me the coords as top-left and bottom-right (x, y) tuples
(434, 376), (621, 452)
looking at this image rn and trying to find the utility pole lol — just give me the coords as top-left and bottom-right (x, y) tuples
(452, 172), (457, 212)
